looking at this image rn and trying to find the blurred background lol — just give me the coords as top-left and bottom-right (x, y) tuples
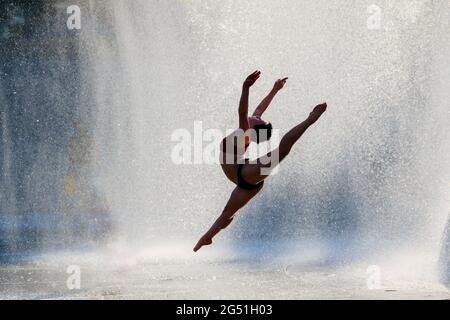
(0, 0), (449, 297)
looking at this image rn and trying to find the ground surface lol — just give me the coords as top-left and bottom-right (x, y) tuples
(1, 243), (449, 300)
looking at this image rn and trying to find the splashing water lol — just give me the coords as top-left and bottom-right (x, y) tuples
(1, 0), (450, 297)
(77, 0), (450, 260)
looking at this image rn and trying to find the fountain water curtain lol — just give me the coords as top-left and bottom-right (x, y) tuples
(1, 1), (449, 281)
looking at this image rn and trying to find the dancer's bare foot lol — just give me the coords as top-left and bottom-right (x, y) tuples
(193, 234), (213, 252)
(308, 102), (327, 123)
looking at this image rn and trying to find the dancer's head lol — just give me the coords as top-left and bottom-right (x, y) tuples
(248, 116), (272, 143)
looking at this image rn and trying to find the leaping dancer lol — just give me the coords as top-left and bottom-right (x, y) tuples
(194, 70), (327, 252)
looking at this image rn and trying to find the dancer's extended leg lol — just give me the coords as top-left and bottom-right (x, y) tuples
(193, 184), (263, 252)
(241, 103), (328, 185)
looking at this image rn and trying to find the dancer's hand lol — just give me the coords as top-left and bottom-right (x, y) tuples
(308, 102), (327, 122)
(243, 70), (261, 88)
(273, 78), (288, 91)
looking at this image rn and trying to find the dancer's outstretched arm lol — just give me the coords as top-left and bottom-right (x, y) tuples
(252, 78), (288, 117)
(239, 70), (261, 130)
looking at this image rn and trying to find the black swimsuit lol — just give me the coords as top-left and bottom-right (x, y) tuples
(237, 159), (264, 190)
(221, 135), (264, 190)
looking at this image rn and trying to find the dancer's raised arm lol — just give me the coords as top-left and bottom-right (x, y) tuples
(252, 77), (288, 117)
(239, 70), (261, 130)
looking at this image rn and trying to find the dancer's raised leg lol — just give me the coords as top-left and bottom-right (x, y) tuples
(241, 103), (327, 185)
(278, 102), (327, 161)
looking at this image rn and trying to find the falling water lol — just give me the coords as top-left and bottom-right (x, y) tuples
(76, 0), (450, 259)
(1, 0), (450, 296)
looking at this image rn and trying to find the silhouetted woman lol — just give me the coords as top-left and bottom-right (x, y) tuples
(194, 70), (327, 252)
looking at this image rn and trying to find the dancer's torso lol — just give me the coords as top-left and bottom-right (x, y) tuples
(220, 129), (250, 183)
